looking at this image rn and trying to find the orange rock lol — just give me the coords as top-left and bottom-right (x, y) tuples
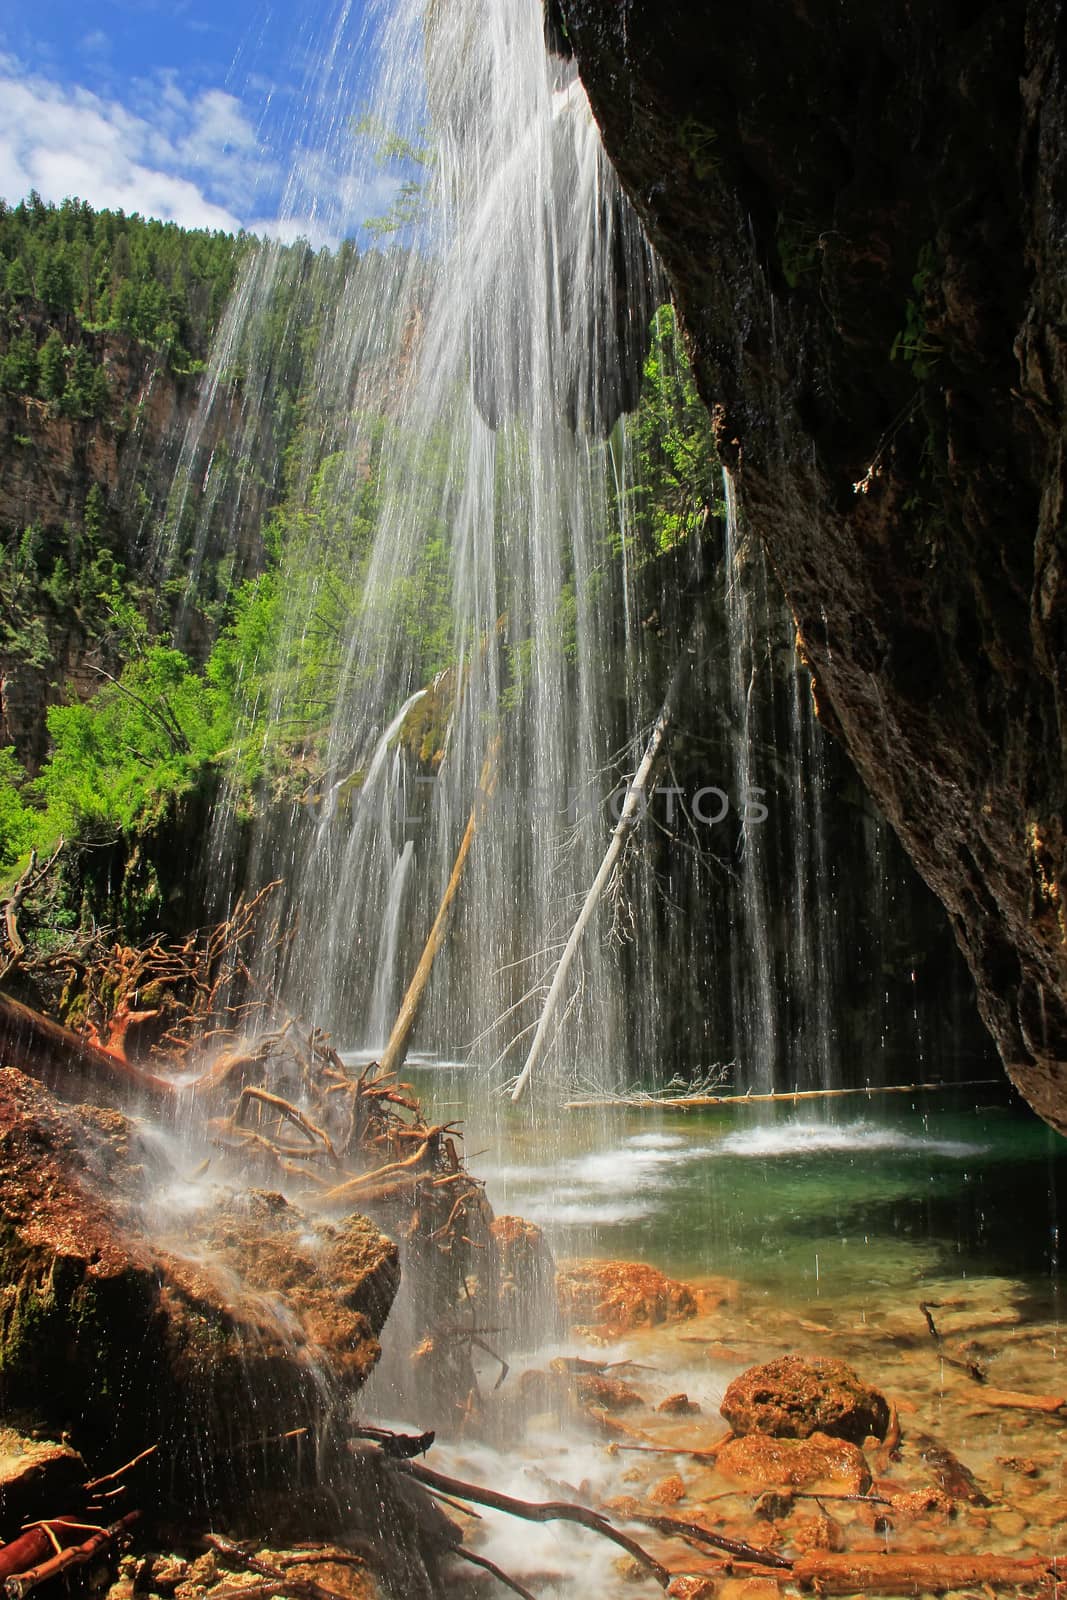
(657, 1392), (702, 1415)
(788, 1510), (845, 1553)
(575, 1373), (646, 1411)
(667, 1579), (717, 1599)
(602, 1494), (643, 1518)
(556, 1259), (698, 1334)
(648, 1472), (687, 1505)
(721, 1355), (889, 1444)
(887, 1488), (955, 1520)
(716, 1432), (872, 1495)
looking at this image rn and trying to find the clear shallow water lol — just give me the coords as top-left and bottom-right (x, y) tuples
(405, 1064), (1067, 1310)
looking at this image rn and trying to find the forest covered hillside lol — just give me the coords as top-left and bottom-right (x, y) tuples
(0, 195), (719, 935)
(0, 199), (393, 900)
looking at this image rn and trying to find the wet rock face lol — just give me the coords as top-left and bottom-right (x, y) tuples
(0, 1069), (398, 1505)
(561, 0), (1067, 1131)
(721, 1356), (889, 1445)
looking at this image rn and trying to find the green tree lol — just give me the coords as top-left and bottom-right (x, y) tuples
(0, 329), (39, 394)
(60, 345), (97, 417)
(39, 248), (76, 315)
(0, 747), (36, 870)
(38, 330), (68, 402)
(4, 255), (31, 301)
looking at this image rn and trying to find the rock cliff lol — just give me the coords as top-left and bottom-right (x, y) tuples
(561, 0), (1067, 1130)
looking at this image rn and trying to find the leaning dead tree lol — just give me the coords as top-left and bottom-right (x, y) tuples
(510, 631), (700, 1102)
(379, 736), (500, 1078)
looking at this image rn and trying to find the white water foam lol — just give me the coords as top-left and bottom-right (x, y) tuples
(713, 1119), (985, 1159)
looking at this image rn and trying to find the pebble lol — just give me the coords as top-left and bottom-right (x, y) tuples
(648, 1472), (686, 1505)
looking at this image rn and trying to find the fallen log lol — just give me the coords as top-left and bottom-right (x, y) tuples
(563, 1078), (1001, 1110)
(790, 1551), (1051, 1594)
(379, 737), (500, 1080)
(961, 1382), (1066, 1413)
(0, 1528), (70, 1583)
(0, 990), (176, 1106)
(4, 1513), (140, 1599)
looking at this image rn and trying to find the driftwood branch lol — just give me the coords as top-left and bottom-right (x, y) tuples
(564, 1078), (1001, 1110)
(395, 1458), (670, 1587)
(453, 1548), (536, 1600)
(790, 1551), (1052, 1594)
(633, 1513), (792, 1571)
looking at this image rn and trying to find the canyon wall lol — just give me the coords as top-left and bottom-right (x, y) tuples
(560, 0), (1067, 1128)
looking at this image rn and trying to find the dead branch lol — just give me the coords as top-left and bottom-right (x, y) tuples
(1, 839), (64, 975)
(235, 1087), (338, 1161)
(453, 1547), (537, 1600)
(512, 634), (700, 1102)
(204, 1535), (371, 1600)
(789, 1551), (1052, 1594)
(632, 1513), (792, 1571)
(82, 1445), (158, 1493)
(4, 1514), (140, 1599)
(961, 1383), (1066, 1413)
(395, 1458), (669, 1587)
(919, 1301), (986, 1383)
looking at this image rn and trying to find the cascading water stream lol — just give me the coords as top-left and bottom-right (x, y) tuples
(367, 837), (415, 1047)
(156, 0), (980, 1106)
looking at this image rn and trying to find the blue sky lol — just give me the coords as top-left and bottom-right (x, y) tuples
(0, 0), (388, 241)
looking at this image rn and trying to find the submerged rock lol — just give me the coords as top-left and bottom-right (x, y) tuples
(0, 1068), (398, 1505)
(721, 1355), (890, 1444)
(716, 1431), (872, 1495)
(556, 1258), (698, 1335)
(574, 1373), (646, 1411)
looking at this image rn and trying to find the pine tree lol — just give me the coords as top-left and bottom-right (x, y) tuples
(4, 256), (31, 301)
(0, 329), (39, 393)
(88, 362), (111, 416)
(60, 344), (97, 416)
(39, 330), (68, 402)
(39, 248), (76, 314)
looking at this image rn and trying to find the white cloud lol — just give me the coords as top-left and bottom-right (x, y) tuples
(0, 56), (405, 246)
(0, 60), (269, 231)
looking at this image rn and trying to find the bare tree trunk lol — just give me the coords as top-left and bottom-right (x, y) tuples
(511, 636), (697, 1103)
(379, 738), (500, 1079)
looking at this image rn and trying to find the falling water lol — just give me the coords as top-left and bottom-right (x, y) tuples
(722, 470), (779, 1090)
(367, 838), (415, 1047)
(153, 0), (981, 1099)
(173, 0), (659, 1091)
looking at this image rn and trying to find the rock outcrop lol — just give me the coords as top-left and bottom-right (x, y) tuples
(0, 1067), (398, 1507)
(560, 0), (1067, 1131)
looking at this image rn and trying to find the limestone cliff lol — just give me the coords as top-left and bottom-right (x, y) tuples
(561, 0), (1067, 1130)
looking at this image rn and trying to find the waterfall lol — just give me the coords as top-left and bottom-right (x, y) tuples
(367, 837), (415, 1048)
(153, 0), (961, 1098)
(175, 0), (661, 1090)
